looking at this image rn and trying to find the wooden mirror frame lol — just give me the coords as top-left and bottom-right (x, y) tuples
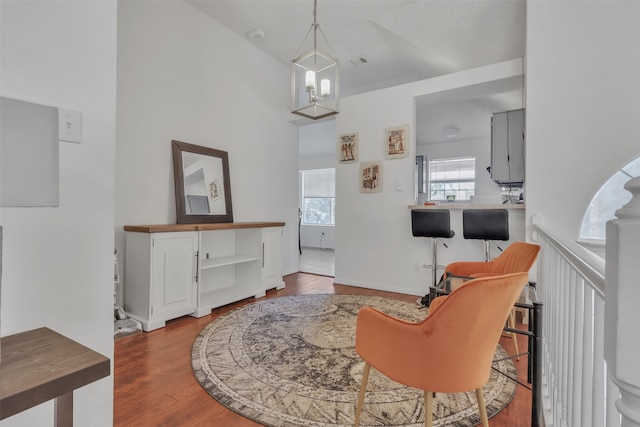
(172, 140), (233, 224)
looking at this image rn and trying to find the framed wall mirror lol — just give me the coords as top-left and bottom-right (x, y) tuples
(172, 140), (233, 224)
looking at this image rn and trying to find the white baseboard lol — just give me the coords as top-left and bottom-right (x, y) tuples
(333, 277), (424, 297)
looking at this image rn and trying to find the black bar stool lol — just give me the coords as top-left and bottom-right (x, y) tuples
(411, 209), (455, 288)
(462, 209), (509, 261)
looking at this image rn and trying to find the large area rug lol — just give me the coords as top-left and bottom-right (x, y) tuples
(192, 294), (517, 426)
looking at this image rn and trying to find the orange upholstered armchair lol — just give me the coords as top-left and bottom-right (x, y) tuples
(432, 241), (540, 360)
(442, 241), (540, 283)
(354, 272), (530, 427)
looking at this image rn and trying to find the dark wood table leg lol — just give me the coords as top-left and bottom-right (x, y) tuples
(54, 391), (73, 427)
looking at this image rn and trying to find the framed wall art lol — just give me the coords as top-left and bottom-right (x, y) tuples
(338, 132), (358, 163)
(208, 179), (223, 202)
(359, 161), (382, 193)
(384, 124), (409, 159)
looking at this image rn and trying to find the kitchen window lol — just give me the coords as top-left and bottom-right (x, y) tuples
(429, 157), (476, 201)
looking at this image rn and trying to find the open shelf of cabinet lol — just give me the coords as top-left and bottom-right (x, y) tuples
(194, 272), (263, 318)
(200, 255), (260, 269)
(193, 228), (265, 317)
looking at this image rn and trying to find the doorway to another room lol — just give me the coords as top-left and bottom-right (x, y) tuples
(299, 247), (335, 277)
(299, 168), (335, 277)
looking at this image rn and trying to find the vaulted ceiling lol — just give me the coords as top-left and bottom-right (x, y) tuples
(187, 0), (526, 154)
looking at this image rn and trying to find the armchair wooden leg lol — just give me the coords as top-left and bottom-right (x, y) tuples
(508, 309), (520, 360)
(424, 390), (433, 427)
(355, 362), (370, 427)
(475, 388), (489, 427)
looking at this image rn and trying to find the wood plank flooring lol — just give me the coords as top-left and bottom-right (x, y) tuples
(114, 273), (532, 426)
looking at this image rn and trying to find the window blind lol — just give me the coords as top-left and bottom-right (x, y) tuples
(303, 169), (335, 198)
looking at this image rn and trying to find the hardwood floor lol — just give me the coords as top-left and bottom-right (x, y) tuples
(114, 273), (532, 426)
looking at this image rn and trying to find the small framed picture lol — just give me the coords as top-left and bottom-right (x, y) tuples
(209, 180), (221, 201)
(384, 125), (409, 159)
(360, 161), (382, 193)
(338, 133), (358, 163)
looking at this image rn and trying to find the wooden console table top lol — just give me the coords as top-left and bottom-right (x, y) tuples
(0, 327), (110, 422)
(124, 221), (286, 233)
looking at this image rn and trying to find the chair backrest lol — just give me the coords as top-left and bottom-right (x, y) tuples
(417, 272), (529, 392)
(490, 241), (541, 274)
(411, 209), (455, 238)
(462, 208), (509, 241)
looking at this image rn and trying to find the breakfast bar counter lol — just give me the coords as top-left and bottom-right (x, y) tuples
(407, 203), (526, 267)
(409, 203), (525, 210)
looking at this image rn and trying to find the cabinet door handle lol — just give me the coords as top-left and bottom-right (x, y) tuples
(262, 243), (265, 268)
(194, 251), (199, 283)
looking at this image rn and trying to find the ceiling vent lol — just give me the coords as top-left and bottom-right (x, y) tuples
(349, 56), (369, 66)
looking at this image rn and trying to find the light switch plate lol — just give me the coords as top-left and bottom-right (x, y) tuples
(58, 108), (82, 143)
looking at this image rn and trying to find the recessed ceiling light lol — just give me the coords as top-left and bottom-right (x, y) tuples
(443, 126), (460, 139)
(247, 28), (265, 41)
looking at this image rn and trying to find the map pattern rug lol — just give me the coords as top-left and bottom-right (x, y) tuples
(192, 294), (517, 426)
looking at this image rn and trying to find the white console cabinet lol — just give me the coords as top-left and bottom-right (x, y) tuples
(124, 230), (198, 331)
(262, 227), (285, 291)
(124, 222), (285, 330)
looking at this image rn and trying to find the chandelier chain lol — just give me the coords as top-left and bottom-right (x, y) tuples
(313, 0), (317, 25)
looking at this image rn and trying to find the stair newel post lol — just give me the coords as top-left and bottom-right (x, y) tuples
(605, 176), (640, 426)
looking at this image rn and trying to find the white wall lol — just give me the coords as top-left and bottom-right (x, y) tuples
(299, 120), (336, 163)
(0, 1), (117, 426)
(526, 1), (640, 240)
(300, 222), (336, 249)
(334, 59), (523, 295)
(115, 1), (300, 277)
(299, 153), (336, 171)
(299, 121), (337, 249)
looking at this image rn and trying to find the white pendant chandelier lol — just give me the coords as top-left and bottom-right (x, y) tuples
(291, 0), (339, 120)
